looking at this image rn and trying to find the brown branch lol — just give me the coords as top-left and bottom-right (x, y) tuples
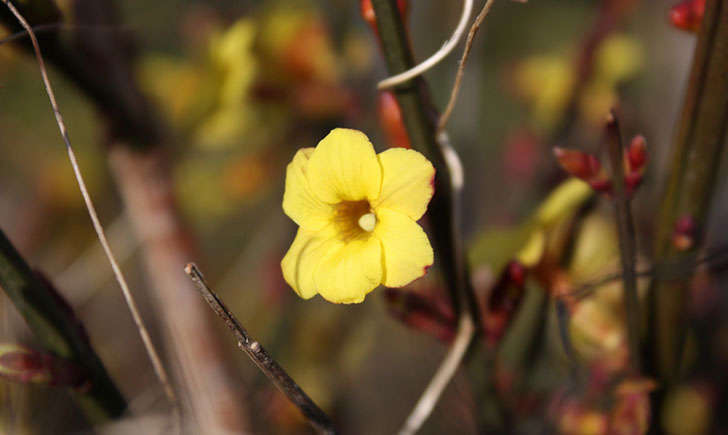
(184, 263), (335, 435)
(605, 112), (641, 373)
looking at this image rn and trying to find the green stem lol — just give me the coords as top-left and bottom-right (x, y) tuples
(370, 0), (475, 319)
(650, 0), (728, 380)
(605, 113), (641, 374)
(0, 228), (127, 422)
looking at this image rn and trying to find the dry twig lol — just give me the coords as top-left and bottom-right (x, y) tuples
(437, 0), (496, 133)
(184, 263), (335, 435)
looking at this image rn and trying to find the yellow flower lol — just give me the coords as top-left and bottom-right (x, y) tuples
(281, 128), (435, 304)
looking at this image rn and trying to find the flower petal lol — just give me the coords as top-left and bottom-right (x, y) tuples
(281, 227), (335, 299)
(307, 128), (382, 204)
(282, 148), (334, 231)
(314, 236), (382, 303)
(372, 148), (435, 220)
(374, 208), (433, 287)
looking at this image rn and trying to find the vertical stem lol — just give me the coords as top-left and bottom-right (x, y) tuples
(370, 0), (474, 318)
(606, 113), (641, 373)
(0, 228), (126, 422)
(650, 0), (728, 380)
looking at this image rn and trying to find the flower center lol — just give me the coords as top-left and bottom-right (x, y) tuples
(333, 200), (376, 241)
(358, 213), (376, 232)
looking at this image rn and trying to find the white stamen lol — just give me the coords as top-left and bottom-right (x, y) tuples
(358, 213), (377, 232)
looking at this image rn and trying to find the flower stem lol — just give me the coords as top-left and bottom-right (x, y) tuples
(370, 0), (475, 322)
(370, 2), (481, 431)
(649, 0), (728, 380)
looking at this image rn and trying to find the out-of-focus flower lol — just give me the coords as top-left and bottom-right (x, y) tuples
(552, 374), (655, 435)
(196, 19), (259, 147)
(378, 91), (410, 149)
(510, 34), (643, 131)
(565, 214), (650, 367)
(670, 0), (705, 33)
(469, 178), (593, 277)
(502, 129), (540, 183)
(139, 18), (259, 148)
(661, 383), (712, 434)
(557, 399), (609, 435)
(610, 378), (655, 435)
(258, 9), (338, 85)
(281, 128), (434, 303)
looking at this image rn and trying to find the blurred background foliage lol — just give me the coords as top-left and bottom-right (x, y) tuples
(1, 0), (727, 433)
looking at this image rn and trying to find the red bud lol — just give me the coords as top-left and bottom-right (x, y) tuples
(627, 135), (647, 172)
(673, 215), (697, 251)
(0, 344), (88, 389)
(384, 288), (456, 343)
(555, 134), (648, 197)
(360, 0), (409, 36)
(554, 147), (602, 181)
(378, 91), (411, 148)
(669, 0), (705, 33)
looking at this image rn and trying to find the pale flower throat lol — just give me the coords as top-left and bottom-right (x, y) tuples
(333, 200), (377, 241)
(358, 212), (377, 232)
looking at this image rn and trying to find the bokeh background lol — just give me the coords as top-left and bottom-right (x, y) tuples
(1, 0), (726, 433)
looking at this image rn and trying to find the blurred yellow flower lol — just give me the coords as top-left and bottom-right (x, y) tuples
(512, 34), (643, 131)
(281, 128), (434, 304)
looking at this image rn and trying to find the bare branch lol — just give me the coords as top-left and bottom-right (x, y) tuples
(605, 111), (641, 373)
(184, 263), (335, 435)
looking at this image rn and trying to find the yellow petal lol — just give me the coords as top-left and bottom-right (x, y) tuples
(307, 128), (382, 204)
(372, 148), (435, 220)
(314, 236), (382, 303)
(374, 208), (433, 287)
(282, 148), (334, 231)
(281, 227), (334, 299)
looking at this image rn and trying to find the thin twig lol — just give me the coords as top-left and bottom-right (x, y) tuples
(398, 315), (475, 435)
(0, 0), (178, 412)
(437, 0), (495, 134)
(554, 299), (579, 378)
(605, 111), (641, 373)
(184, 263), (335, 435)
(0, 23), (125, 45)
(377, 0), (473, 89)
